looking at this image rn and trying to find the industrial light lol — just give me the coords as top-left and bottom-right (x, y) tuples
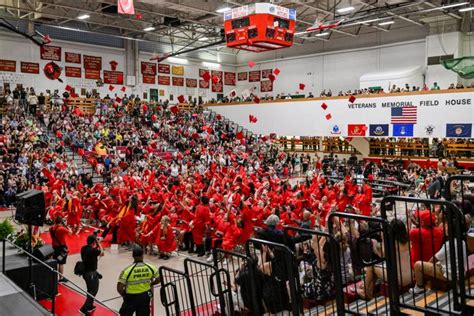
(439, 2), (469, 10)
(216, 7), (231, 13)
(198, 37), (209, 41)
(337, 6), (354, 13)
(143, 26), (155, 31)
(202, 61), (221, 68)
(77, 14), (90, 20)
(358, 18), (382, 24)
(378, 21), (395, 26)
(315, 32), (330, 37)
(459, 7), (474, 12)
(168, 57), (188, 64)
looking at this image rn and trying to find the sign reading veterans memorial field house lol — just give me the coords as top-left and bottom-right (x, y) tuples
(208, 90), (474, 138)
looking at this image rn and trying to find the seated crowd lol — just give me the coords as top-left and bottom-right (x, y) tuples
(1, 87), (473, 314)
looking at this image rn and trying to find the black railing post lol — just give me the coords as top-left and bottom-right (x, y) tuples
(2, 239), (5, 274)
(51, 269), (56, 315)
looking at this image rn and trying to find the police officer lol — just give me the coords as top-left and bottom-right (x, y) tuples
(117, 245), (160, 316)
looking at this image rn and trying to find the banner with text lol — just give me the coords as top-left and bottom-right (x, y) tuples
(65, 66), (82, 78)
(65, 52), (81, 64)
(83, 55), (102, 70)
(20, 62), (39, 74)
(40, 46), (61, 61)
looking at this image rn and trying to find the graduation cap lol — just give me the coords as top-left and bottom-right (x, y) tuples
(268, 74), (276, 82)
(151, 114), (157, 122)
(170, 105), (179, 113)
(212, 75), (220, 84)
(228, 89), (237, 97)
(273, 68), (280, 76)
(325, 113), (332, 120)
(299, 83), (305, 90)
(216, 114), (222, 120)
(248, 61), (256, 68)
(253, 96), (260, 104)
(349, 95), (356, 103)
(201, 71), (211, 82)
(135, 12), (142, 20)
(115, 96), (122, 103)
(249, 114), (258, 123)
(178, 95), (185, 103)
(108, 85), (115, 91)
(120, 86), (126, 92)
(236, 131), (244, 140)
(346, 137), (353, 142)
(65, 85), (72, 92)
(321, 103), (328, 110)
(71, 92), (78, 98)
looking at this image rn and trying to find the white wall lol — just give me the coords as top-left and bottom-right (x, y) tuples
(425, 32), (461, 89)
(0, 32), (126, 97)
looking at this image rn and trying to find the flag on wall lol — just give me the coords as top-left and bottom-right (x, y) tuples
(446, 123), (472, 138)
(392, 124), (414, 137)
(348, 124), (366, 136)
(118, 0), (135, 14)
(391, 106), (417, 124)
(369, 124), (389, 136)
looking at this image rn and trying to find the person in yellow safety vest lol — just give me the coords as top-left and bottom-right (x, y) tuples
(117, 246), (160, 316)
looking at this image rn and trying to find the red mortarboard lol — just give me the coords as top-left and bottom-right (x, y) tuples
(109, 60), (118, 71)
(65, 85), (72, 92)
(170, 105), (179, 113)
(108, 85), (115, 91)
(71, 92), (78, 98)
(216, 114), (222, 120)
(325, 113), (332, 120)
(261, 135), (268, 141)
(212, 75), (220, 84)
(299, 83), (305, 90)
(254, 96), (260, 104)
(201, 71), (211, 82)
(151, 114), (157, 122)
(136, 12), (142, 20)
(120, 86), (126, 92)
(346, 137), (353, 142)
(268, 74), (276, 82)
(43, 34), (52, 44)
(321, 103), (328, 110)
(228, 89), (236, 97)
(248, 61), (256, 68)
(115, 96), (122, 103)
(349, 95), (356, 103)
(249, 114), (258, 123)
(273, 68), (280, 76)
(236, 131), (244, 140)
(178, 95), (185, 103)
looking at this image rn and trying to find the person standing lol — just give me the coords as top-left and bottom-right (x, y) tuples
(27, 92), (38, 115)
(49, 216), (71, 282)
(117, 246), (159, 316)
(80, 235), (104, 315)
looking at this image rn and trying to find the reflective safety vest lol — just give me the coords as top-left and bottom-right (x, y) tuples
(118, 262), (159, 294)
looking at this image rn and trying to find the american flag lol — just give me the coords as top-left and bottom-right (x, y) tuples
(391, 106), (417, 124)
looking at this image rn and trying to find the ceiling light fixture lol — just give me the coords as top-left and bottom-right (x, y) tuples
(439, 2), (469, 10)
(378, 21), (395, 26)
(143, 26), (155, 32)
(167, 57), (188, 64)
(315, 32), (330, 37)
(459, 7), (474, 12)
(216, 7), (231, 13)
(358, 18), (382, 24)
(337, 6), (354, 13)
(77, 14), (90, 20)
(202, 61), (220, 68)
(198, 37), (209, 41)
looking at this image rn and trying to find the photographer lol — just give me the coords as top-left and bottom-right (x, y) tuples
(80, 234), (104, 315)
(49, 216), (71, 282)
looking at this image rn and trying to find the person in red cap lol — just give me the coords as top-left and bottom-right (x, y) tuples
(409, 209), (443, 267)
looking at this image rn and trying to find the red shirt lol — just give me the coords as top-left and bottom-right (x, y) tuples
(49, 225), (69, 247)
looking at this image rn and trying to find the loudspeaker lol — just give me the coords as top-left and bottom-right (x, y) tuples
(33, 245), (54, 261)
(15, 190), (46, 226)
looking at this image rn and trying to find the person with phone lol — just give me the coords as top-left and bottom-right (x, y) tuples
(49, 216), (71, 283)
(80, 235), (104, 315)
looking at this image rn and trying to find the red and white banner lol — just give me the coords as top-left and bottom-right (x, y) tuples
(40, 45), (61, 61)
(199, 79), (210, 89)
(248, 70), (261, 82)
(20, 62), (39, 74)
(238, 72), (247, 81)
(103, 70), (124, 84)
(83, 55), (102, 70)
(65, 52), (81, 64)
(0, 59), (16, 72)
(211, 70), (223, 93)
(260, 80), (273, 92)
(142, 74), (156, 84)
(158, 76), (170, 85)
(65, 66), (82, 78)
(224, 72), (236, 86)
(141, 62), (157, 75)
(85, 68), (101, 80)
(117, 0), (135, 14)
(186, 78), (198, 88)
(261, 69), (273, 79)
(158, 64), (170, 74)
(172, 77), (184, 86)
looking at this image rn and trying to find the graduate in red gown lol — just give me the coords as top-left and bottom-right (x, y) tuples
(155, 215), (177, 259)
(190, 196), (211, 256)
(65, 192), (83, 234)
(116, 195), (139, 245)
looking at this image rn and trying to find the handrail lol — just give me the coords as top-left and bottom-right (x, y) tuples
(1, 239), (118, 315)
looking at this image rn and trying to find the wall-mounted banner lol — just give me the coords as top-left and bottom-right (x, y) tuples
(199, 79), (210, 89)
(261, 69), (273, 79)
(238, 72), (248, 81)
(65, 66), (82, 78)
(141, 62), (157, 75)
(158, 64), (170, 74)
(172, 65), (184, 76)
(158, 76), (170, 85)
(40, 46), (61, 61)
(260, 80), (273, 92)
(20, 62), (39, 74)
(186, 78), (198, 88)
(224, 72), (236, 86)
(65, 52), (81, 64)
(85, 68), (101, 80)
(83, 55), (102, 70)
(172, 77), (184, 86)
(249, 70), (261, 82)
(211, 70), (223, 93)
(0, 59), (16, 72)
(142, 74), (155, 84)
(207, 90), (474, 138)
(103, 70), (124, 84)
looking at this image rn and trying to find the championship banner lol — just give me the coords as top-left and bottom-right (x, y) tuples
(248, 70), (261, 82)
(83, 55), (102, 70)
(207, 90), (474, 139)
(103, 70), (124, 84)
(141, 62), (157, 75)
(158, 64), (170, 74)
(261, 69), (273, 79)
(172, 77), (184, 86)
(158, 76), (170, 85)
(0, 59), (16, 72)
(211, 70), (223, 93)
(85, 68), (101, 80)
(186, 78), (198, 88)
(40, 45), (61, 61)
(260, 80), (273, 92)
(199, 68), (208, 77)
(224, 72), (236, 86)
(65, 52), (81, 64)
(65, 66), (82, 78)
(238, 72), (248, 81)
(172, 65), (184, 76)
(142, 74), (156, 84)
(20, 62), (39, 74)
(199, 79), (210, 89)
